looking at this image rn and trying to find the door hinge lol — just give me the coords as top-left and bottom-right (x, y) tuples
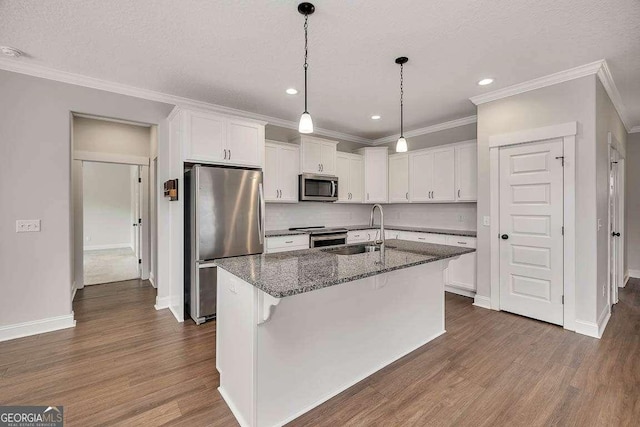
(555, 156), (565, 166)
(138, 259), (142, 264)
(138, 177), (142, 183)
(562, 295), (564, 304)
(138, 218), (142, 225)
(562, 226), (564, 236)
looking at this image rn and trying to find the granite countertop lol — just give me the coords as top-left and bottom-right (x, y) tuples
(265, 225), (476, 238)
(215, 239), (475, 298)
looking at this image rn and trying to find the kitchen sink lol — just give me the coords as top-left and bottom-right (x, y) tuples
(322, 244), (381, 255)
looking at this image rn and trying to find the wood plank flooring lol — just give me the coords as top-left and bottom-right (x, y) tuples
(1, 278), (639, 426)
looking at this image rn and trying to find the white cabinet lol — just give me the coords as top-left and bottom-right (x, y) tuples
(409, 146), (455, 202)
(265, 235), (309, 254)
(347, 229), (378, 243)
(336, 152), (364, 203)
(182, 109), (264, 167)
(296, 136), (338, 176)
(264, 141), (300, 203)
(398, 231), (447, 245)
(444, 236), (477, 293)
(388, 153), (409, 203)
(455, 143), (477, 201)
(385, 230), (401, 240)
(358, 147), (388, 203)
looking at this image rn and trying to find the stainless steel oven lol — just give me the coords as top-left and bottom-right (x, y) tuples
(299, 174), (338, 202)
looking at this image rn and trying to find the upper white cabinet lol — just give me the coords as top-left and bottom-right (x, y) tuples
(358, 147), (388, 203)
(388, 153), (409, 203)
(296, 136), (338, 176)
(336, 152), (364, 203)
(181, 109), (265, 168)
(455, 143), (477, 201)
(264, 141), (300, 203)
(409, 146), (455, 202)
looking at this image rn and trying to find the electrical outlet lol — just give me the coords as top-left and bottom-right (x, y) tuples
(16, 219), (41, 233)
(483, 216), (490, 226)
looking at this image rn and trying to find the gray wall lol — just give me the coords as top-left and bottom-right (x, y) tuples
(0, 70), (173, 328)
(595, 79), (627, 320)
(381, 122), (477, 152)
(265, 124), (366, 153)
(476, 76), (598, 324)
(626, 133), (640, 274)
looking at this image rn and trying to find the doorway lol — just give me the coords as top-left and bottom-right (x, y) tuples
(82, 162), (142, 285)
(608, 133), (625, 306)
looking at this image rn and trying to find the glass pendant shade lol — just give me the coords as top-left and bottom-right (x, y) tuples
(396, 136), (408, 153)
(299, 112), (314, 134)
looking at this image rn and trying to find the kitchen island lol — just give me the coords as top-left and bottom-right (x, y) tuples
(214, 239), (474, 427)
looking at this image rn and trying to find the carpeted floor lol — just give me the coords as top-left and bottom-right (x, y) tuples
(84, 247), (139, 285)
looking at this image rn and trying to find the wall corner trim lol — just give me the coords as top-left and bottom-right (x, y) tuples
(628, 269), (640, 279)
(472, 295), (492, 310)
(574, 308), (611, 339)
(154, 296), (171, 310)
(371, 115), (478, 145)
(630, 126), (640, 134)
(0, 313), (76, 343)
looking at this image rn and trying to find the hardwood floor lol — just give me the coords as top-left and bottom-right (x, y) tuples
(1, 279), (639, 426)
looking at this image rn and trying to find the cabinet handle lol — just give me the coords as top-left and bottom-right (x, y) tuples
(321, 163), (324, 172)
(458, 189), (461, 198)
(457, 241), (467, 245)
(319, 163), (321, 172)
(223, 149), (227, 159)
(229, 149), (231, 160)
(406, 192), (408, 200)
(285, 241), (293, 244)
(278, 189), (281, 198)
(418, 237), (426, 241)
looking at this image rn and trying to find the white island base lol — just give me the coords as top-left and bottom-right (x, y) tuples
(216, 260), (447, 427)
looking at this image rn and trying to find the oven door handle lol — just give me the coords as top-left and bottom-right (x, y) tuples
(331, 181), (336, 198)
(311, 234), (348, 242)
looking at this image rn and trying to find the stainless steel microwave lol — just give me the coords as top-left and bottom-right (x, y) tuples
(299, 174), (339, 202)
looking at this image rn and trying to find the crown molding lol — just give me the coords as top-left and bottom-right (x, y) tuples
(596, 61), (633, 133)
(0, 58), (372, 145)
(371, 115), (477, 145)
(630, 126), (640, 134)
(469, 60), (605, 106)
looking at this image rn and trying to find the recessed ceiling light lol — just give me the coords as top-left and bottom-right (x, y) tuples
(478, 78), (494, 86)
(286, 88), (298, 95)
(0, 46), (23, 58)
(371, 115), (381, 120)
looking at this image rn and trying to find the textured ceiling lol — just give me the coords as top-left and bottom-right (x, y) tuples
(1, 0), (639, 138)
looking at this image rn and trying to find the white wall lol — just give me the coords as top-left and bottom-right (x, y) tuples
(476, 76), (598, 324)
(82, 162), (133, 249)
(626, 133), (640, 275)
(0, 69), (172, 330)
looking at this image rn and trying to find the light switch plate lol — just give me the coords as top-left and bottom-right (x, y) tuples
(483, 216), (490, 226)
(16, 219), (41, 233)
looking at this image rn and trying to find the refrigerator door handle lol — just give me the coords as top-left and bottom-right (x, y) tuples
(258, 183), (265, 244)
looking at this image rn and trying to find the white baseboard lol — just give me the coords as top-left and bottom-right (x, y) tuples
(628, 269), (640, 279)
(473, 294), (492, 309)
(84, 243), (132, 251)
(0, 313), (76, 342)
(149, 273), (156, 288)
(169, 305), (184, 323)
(445, 285), (476, 298)
(154, 295), (171, 310)
(575, 307), (611, 339)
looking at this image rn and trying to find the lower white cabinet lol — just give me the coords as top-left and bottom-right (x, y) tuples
(444, 235), (476, 294)
(347, 229), (378, 243)
(385, 230), (401, 240)
(398, 231), (447, 245)
(265, 235), (309, 254)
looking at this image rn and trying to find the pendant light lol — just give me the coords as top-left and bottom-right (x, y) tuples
(298, 2), (315, 134)
(395, 57), (409, 152)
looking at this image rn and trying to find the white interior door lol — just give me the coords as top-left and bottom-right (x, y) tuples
(134, 165), (142, 277)
(499, 139), (564, 325)
(609, 149), (620, 304)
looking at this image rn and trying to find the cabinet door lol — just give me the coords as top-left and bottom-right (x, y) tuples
(409, 151), (432, 202)
(185, 112), (226, 162)
(227, 119), (262, 167)
(336, 154), (351, 202)
(301, 140), (323, 174)
(456, 144), (477, 201)
(278, 145), (300, 202)
(347, 230), (367, 243)
(364, 149), (388, 203)
(264, 144), (279, 202)
(320, 142), (337, 175)
(447, 252), (476, 291)
(349, 157), (364, 202)
(388, 154), (409, 203)
(431, 148), (455, 202)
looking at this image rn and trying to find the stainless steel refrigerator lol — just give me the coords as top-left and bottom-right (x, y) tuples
(184, 165), (264, 324)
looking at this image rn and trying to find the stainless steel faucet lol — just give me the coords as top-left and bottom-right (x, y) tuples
(369, 204), (385, 247)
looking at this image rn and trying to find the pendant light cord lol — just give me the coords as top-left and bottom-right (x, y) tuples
(400, 62), (404, 137)
(303, 14), (309, 113)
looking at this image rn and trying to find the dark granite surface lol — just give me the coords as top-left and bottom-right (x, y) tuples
(215, 239), (475, 298)
(265, 225), (476, 238)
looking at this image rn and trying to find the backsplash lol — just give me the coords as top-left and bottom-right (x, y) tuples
(265, 203), (477, 231)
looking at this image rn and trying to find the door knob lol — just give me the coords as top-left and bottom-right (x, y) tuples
(612, 232), (621, 237)
(501, 234), (509, 240)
